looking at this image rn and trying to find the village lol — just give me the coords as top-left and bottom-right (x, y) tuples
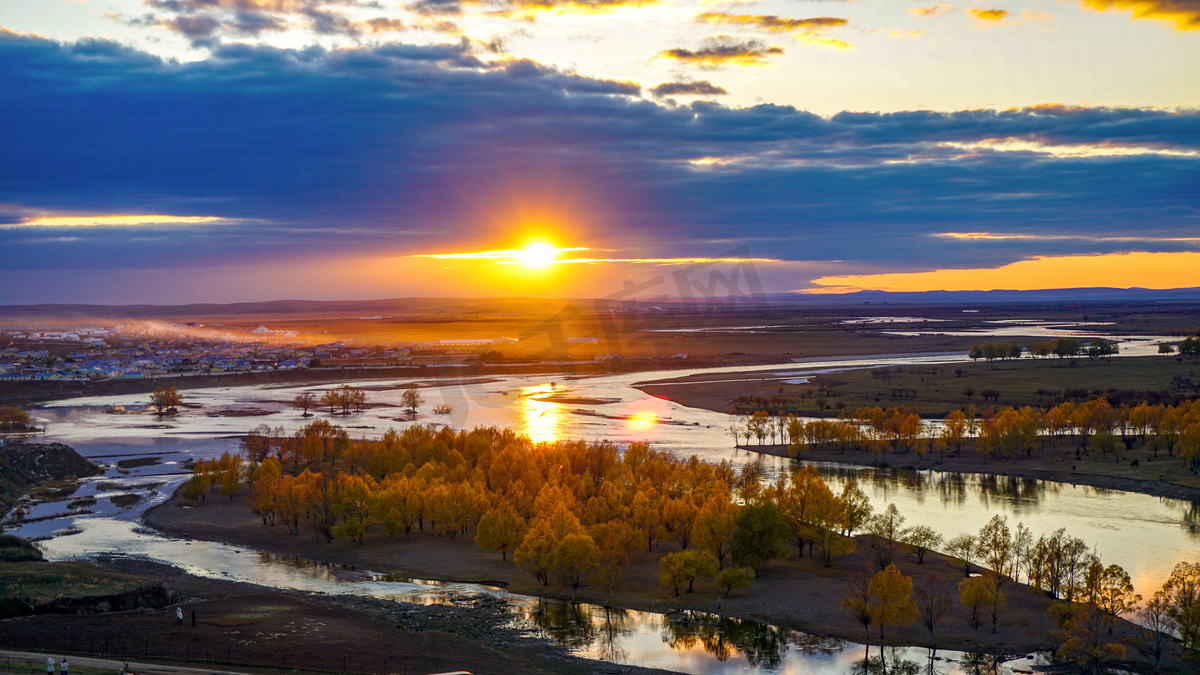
(0, 322), (551, 383)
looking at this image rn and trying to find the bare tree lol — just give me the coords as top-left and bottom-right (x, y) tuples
(402, 386), (424, 418)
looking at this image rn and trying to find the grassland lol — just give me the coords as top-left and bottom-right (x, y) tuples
(641, 354), (1200, 418)
(0, 561), (161, 608)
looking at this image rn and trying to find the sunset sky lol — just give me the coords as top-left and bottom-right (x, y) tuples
(1, 0), (1197, 303)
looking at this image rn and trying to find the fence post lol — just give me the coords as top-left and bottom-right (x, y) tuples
(382, 656), (388, 675)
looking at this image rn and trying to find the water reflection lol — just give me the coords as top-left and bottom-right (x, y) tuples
(660, 610), (848, 669)
(520, 597), (599, 648)
(519, 384), (562, 444)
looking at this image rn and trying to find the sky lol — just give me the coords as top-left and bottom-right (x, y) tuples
(0, 0), (1198, 304)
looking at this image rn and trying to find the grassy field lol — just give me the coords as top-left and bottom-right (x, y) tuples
(810, 355), (1200, 416)
(655, 355), (1200, 417)
(0, 562), (153, 606)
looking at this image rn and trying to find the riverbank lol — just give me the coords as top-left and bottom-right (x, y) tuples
(739, 443), (1200, 503)
(143, 488), (1176, 671)
(0, 556), (671, 675)
(0, 355), (785, 407)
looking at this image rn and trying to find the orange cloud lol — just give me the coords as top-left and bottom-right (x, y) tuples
(1078, 0), (1200, 30)
(695, 12), (849, 33)
(969, 8), (1009, 21)
(656, 37), (785, 68)
(799, 35), (854, 49)
(907, 4), (953, 17)
(804, 251), (1200, 293)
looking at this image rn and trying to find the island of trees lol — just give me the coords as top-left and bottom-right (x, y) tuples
(177, 422), (1199, 673)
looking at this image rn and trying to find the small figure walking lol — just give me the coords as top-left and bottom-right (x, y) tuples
(176, 606), (183, 625)
(60, 659), (68, 675)
(191, 609), (196, 627)
(46, 657), (54, 675)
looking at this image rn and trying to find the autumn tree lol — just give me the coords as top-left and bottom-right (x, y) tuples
(515, 503), (584, 591)
(1160, 561), (1200, 651)
(305, 470), (343, 542)
(555, 533), (598, 602)
(1055, 604), (1127, 673)
(402, 385), (424, 418)
(838, 481), (872, 536)
(150, 386), (182, 416)
(663, 496), (699, 549)
(331, 473), (375, 544)
(941, 410), (969, 455)
(692, 496), (738, 568)
(218, 452), (245, 502)
(660, 549), (718, 596)
(320, 389), (339, 414)
(292, 392), (316, 417)
(870, 563), (917, 639)
(715, 567), (755, 598)
(958, 575), (989, 632)
(248, 457), (282, 525)
(842, 575), (877, 644)
(476, 503), (526, 561)
(630, 489), (667, 552)
(1097, 564), (1140, 619)
(374, 476), (423, 540)
(0, 406), (31, 431)
(958, 573), (1004, 634)
(589, 521), (641, 607)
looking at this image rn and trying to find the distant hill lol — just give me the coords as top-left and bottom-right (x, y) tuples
(772, 287), (1200, 306)
(2, 287), (1200, 320)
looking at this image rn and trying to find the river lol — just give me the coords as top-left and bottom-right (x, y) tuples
(9, 342), (1197, 674)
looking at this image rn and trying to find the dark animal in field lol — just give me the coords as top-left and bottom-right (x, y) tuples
(1131, 459), (1140, 468)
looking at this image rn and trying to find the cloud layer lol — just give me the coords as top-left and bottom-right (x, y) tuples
(0, 32), (1198, 301)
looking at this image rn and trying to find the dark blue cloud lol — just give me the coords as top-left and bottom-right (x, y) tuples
(0, 32), (1198, 289)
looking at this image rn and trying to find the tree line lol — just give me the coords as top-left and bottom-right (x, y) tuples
(969, 338), (1121, 361)
(731, 397), (1200, 472)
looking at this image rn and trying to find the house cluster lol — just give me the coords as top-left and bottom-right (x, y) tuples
(0, 322), (585, 382)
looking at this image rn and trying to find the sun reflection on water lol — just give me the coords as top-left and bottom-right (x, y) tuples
(520, 384), (563, 444)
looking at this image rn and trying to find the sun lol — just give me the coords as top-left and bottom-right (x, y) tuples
(517, 242), (558, 269)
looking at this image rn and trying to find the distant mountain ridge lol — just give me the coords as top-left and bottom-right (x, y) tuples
(2, 287), (1200, 320)
(773, 286), (1200, 305)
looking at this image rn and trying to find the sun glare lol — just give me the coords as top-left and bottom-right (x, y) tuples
(626, 411), (659, 433)
(518, 242), (558, 269)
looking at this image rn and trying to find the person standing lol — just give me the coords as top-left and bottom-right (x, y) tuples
(46, 657), (54, 675)
(175, 607), (183, 625)
(190, 609), (196, 627)
(60, 659), (68, 675)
